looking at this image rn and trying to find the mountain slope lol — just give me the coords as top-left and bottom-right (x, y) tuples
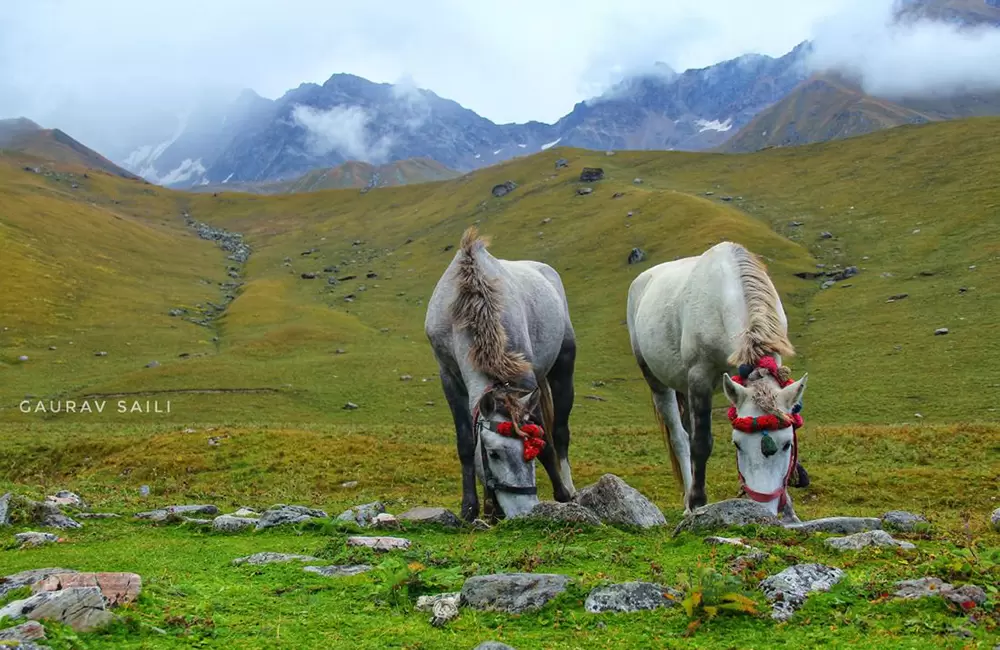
(897, 0), (1000, 26)
(720, 74), (1000, 152)
(0, 118), (139, 179)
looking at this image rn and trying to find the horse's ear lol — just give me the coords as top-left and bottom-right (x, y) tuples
(722, 373), (746, 406)
(516, 389), (538, 409)
(479, 392), (496, 415)
(779, 374), (808, 411)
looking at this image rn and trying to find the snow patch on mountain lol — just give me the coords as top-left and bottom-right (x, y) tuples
(159, 158), (207, 186)
(540, 137), (562, 150)
(695, 118), (734, 133)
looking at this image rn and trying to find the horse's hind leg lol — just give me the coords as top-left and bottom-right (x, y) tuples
(544, 338), (576, 499)
(686, 366), (716, 511)
(439, 366), (478, 522)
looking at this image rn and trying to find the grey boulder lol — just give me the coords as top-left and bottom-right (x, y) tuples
(573, 474), (665, 528)
(44, 491), (87, 510)
(674, 499), (779, 534)
(0, 492), (11, 526)
(474, 643), (516, 650)
(232, 552), (319, 566)
(15, 532), (59, 548)
(0, 586), (112, 632)
(894, 578), (987, 609)
(336, 502), (385, 527)
(303, 565), (372, 578)
(416, 592), (461, 613)
(1, 568), (78, 600)
(825, 530), (916, 551)
(397, 506), (462, 528)
(346, 536), (411, 551)
(760, 564), (844, 621)
(584, 581), (679, 613)
(0, 621), (47, 644)
(31, 501), (81, 530)
(212, 515), (259, 532)
(881, 511), (928, 532)
(785, 517), (882, 535)
(461, 573), (569, 613)
(528, 501), (602, 526)
(256, 505), (328, 530)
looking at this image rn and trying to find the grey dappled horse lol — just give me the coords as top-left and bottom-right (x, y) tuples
(627, 242), (808, 522)
(425, 227), (577, 521)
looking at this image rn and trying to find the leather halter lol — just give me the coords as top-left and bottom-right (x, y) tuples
(471, 384), (538, 496)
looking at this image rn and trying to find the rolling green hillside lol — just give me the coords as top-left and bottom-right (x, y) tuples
(1, 118), (997, 428)
(722, 75), (1000, 153)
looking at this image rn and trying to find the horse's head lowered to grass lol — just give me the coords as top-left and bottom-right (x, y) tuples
(473, 382), (546, 519)
(722, 357), (808, 518)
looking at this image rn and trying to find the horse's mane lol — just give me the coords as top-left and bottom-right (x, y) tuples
(727, 244), (795, 366)
(450, 227), (531, 381)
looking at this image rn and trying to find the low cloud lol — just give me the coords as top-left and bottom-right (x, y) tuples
(809, 1), (1000, 98)
(390, 74), (432, 131)
(291, 104), (393, 162)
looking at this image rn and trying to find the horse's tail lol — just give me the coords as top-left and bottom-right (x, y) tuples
(652, 394), (683, 488)
(451, 227), (531, 380)
(537, 374), (561, 482)
(727, 244), (795, 366)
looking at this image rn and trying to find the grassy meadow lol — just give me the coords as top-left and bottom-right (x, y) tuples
(1, 119), (999, 648)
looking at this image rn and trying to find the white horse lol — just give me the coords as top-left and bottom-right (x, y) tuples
(626, 242), (808, 521)
(426, 227), (577, 521)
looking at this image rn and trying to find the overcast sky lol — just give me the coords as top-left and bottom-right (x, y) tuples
(2, 0), (998, 157)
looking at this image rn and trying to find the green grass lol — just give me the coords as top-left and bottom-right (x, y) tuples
(1, 119), (999, 648)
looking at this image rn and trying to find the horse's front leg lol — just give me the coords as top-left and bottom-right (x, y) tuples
(686, 370), (715, 511)
(440, 368), (478, 521)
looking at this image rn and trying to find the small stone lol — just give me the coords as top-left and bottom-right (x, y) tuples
(145, 360), (160, 368)
(991, 507), (1000, 531)
(0, 492), (10, 526)
(397, 506), (462, 528)
(0, 621), (46, 644)
(75, 513), (120, 519)
(528, 501), (602, 526)
(31, 501), (82, 529)
(881, 510), (928, 531)
(343, 402), (359, 410)
(233, 508), (259, 517)
(934, 328), (949, 336)
(471, 518), (491, 531)
(32, 572), (142, 606)
(95, 351), (108, 357)
(232, 552), (320, 566)
(17, 355), (29, 362)
(15, 532), (60, 547)
(474, 643), (516, 650)
(942, 585), (987, 609)
(729, 551), (770, 572)
(346, 536), (411, 551)
(303, 565), (372, 578)
(626, 248), (646, 265)
(785, 517), (881, 535)
(821, 280), (836, 289)
(555, 158), (568, 168)
(574, 474), (665, 528)
(704, 536), (752, 549)
(460, 573), (569, 613)
(255, 505), (328, 530)
(825, 529), (916, 551)
(627, 211), (634, 217)
(577, 187), (593, 195)
(340, 481), (358, 489)
(584, 582), (679, 613)
(301, 272), (317, 279)
(337, 502), (386, 527)
(760, 564), (844, 621)
(819, 231), (833, 239)
(633, 178), (642, 184)
(212, 515), (258, 532)
(1, 569), (78, 600)
(430, 596), (460, 627)
(400, 374), (413, 381)
(0, 587), (112, 632)
(886, 294), (909, 303)
(674, 499), (779, 534)
(894, 577), (952, 599)
(372, 513), (399, 528)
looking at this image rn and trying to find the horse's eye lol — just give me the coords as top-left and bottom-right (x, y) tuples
(782, 442), (792, 452)
(488, 450), (501, 461)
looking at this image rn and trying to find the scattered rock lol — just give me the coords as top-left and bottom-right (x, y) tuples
(372, 513), (399, 529)
(612, 192), (625, 199)
(720, 196), (733, 202)
(0, 621), (46, 644)
(32, 572), (141, 606)
(15, 532), (59, 548)
(17, 355), (29, 362)
(340, 480), (358, 489)
(886, 293), (909, 303)
(303, 565), (372, 578)
(491, 181), (517, 198)
(0, 587), (112, 632)
(44, 491), (86, 510)
(471, 519), (491, 531)
(75, 513), (120, 520)
(584, 394), (607, 402)
(1, 569), (78, 600)
(301, 272), (317, 279)
(674, 499), (779, 534)
(528, 501), (602, 526)
(256, 505), (328, 530)
(337, 502), (386, 527)
(212, 515), (258, 532)
(573, 474), (665, 528)
(1, 492), (12, 526)
(627, 248), (646, 265)
(232, 552), (320, 566)
(991, 507), (1000, 531)
(416, 592), (461, 612)
(760, 564), (844, 621)
(233, 507), (259, 517)
(397, 506), (462, 528)
(942, 585), (987, 609)
(789, 221), (803, 227)
(400, 374), (413, 381)
(461, 573), (569, 613)
(934, 328), (949, 336)
(145, 360), (161, 368)
(826, 530), (916, 551)
(633, 178), (642, 184)
(95, 351), (108, 357)
(31, 501), (82, 530)
(626, 211), (633, 217)
(704, 536), (753, 549)
(821, 280), (836, 290)
(474, 643), (516, 650)
(343, 402), (359, 410)
(576, 187), (593, 195)
(819, 232), (833, 239)
(729, 551), (770, 573)
(881, 510), (928, 531)
(830, 266), (859, 281)
(430, 595), (460, 627)
(555, 158), (568, 168)
(785, 517), (881, 535)
(894, 578), (987, 609)
(584, 582), (678, 613)
(346, 536), (411, 551)
(579, 168), (604, 182)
